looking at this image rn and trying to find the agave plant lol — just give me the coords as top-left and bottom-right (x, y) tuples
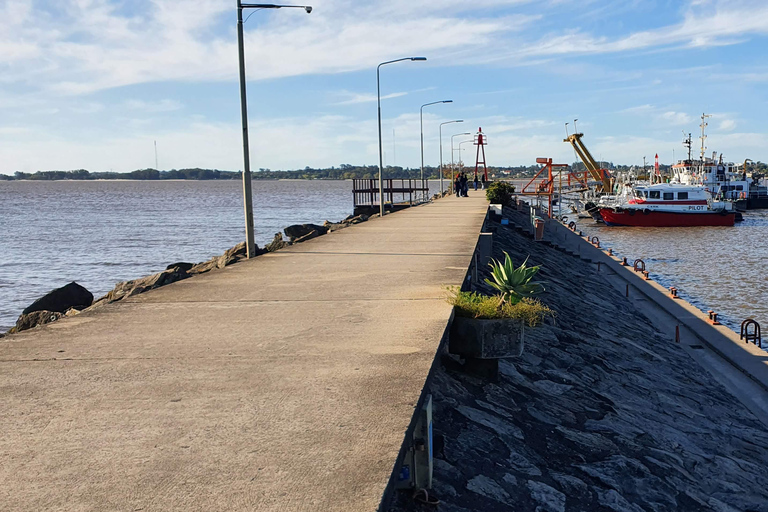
(485, 252), (545, 306)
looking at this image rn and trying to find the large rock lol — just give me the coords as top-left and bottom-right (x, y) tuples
(10, 310), (64, 334)
(265, 233), (290, 252)
(189, 241), (254, 275)
(22, 282), (93, 315)
(166, 262), (194, 272)
(292, 230), (321, 243)
(284, 223), (328, 241)
(101, 266), (190, 302)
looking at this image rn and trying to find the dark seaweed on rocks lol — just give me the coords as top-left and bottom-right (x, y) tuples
(389, 206), (768, 512)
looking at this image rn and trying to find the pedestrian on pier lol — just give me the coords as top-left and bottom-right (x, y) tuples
(454, 175), (461, 196)
(473, 174), (479, 191)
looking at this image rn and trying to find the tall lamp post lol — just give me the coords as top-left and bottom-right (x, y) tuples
(378, 57), (427, 217)
(450, 132), (471, 192)
(238, 2), (312, 259)
(458, 139), (474, 166)
(439, 120), (463, 194)
(420, 100), (452, 200)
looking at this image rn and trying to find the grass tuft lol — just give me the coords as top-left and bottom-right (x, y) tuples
(446, 287), (553, 326)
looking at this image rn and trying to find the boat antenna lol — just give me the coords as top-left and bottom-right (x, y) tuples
(699, 113), (711, 161)
(682, 131), (692, 161)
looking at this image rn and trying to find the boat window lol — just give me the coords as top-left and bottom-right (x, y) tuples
(663, 192), (674, 200)
(677, 192), (688, 200)
(736, 185), (744, 191)
(649, 191), (660, 199)
(643, 191), (649, 198)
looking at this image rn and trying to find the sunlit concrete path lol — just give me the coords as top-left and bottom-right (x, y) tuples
(0, 192), (489, 512)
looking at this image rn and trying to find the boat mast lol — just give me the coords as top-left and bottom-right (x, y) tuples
(683, 132), (692, 162)
(699, 113), (711, 161)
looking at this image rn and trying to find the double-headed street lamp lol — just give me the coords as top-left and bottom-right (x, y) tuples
(438, 120), (463, 194)
(237, 2), (312, 258)
(450, 132), (471, 192)
(420, 100), (452, 199)
(377, 57), (427, 217)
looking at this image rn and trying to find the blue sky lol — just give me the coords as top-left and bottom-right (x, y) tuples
(2, 0), (768, 173)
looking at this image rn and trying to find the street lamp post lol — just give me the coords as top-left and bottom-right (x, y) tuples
(439, 120), (463, 194)
(237, 1), (312, 258)
(377, 57), (427, 217)
(451, 132), (471, 192)
(420, 100), (452, 200)
(458, 139), (473, 166)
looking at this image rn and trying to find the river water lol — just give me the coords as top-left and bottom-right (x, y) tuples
(0, 179), (447, 331)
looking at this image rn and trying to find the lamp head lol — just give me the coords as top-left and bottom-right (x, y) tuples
(411, 57), (427, 61)
(443, 100), (453, 103)
(305, 5), (312, 13)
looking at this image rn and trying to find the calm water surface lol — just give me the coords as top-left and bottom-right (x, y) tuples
(0, 179), (445, 331)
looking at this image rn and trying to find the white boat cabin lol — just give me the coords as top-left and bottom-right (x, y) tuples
(672, 154), (749, 201)
(621, 184), (732, 212)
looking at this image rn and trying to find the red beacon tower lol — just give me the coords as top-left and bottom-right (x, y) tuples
(474, 127), (488, 181)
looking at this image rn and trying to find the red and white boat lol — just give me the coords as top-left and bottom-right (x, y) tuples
(599, 183), (737, 227)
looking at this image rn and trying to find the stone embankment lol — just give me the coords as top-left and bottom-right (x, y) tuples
(389, 206), (768, 512)
(2, 213), (371, 337)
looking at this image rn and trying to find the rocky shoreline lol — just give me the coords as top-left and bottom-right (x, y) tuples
(1, 212), (375, 337)
(388, 206), (768, 512)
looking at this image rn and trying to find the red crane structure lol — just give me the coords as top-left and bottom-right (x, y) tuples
(473, 127), (488, 181)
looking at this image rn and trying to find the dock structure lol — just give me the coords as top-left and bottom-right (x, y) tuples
(0, 194), (489, 511)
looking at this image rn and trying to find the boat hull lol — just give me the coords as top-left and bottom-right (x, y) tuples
(747, 197), (768, 210)
(599, 208), (735, 227)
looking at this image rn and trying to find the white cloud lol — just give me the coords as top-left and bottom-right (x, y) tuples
(506, 0), (768, 59)
(660, 111), (693, 126)
(719, 119), (737, 131)
(124, 99), (184, 112)
(332, 91), (408, 105)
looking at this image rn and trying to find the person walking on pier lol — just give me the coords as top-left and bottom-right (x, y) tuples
(454, 175), (461, 196)
(460, 173), (468, 197)
(473, 174), (479, 191)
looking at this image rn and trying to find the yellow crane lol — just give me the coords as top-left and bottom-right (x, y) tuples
(564, 132), (613, 193)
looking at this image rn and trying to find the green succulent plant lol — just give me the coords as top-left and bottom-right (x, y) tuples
(485, 252), (545, 306)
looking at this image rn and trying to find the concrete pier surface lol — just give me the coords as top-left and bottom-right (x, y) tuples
(0, 193), (489, 512)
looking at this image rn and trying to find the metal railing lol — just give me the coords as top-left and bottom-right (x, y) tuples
(352, 179), (430, 207)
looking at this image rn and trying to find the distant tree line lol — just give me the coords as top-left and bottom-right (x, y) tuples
(2, 161), (765, 181)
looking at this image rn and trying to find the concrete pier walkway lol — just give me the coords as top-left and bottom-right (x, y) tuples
(0, 193), (489, 512)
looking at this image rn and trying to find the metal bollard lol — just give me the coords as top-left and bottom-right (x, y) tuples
(621, 257), (628, 266)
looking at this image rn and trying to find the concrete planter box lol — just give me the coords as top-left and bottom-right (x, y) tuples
(449, 316), (525, 359)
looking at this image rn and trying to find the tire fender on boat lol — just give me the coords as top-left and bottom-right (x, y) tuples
(643, 209), (651, 215)
(628, 209), (636, 216)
